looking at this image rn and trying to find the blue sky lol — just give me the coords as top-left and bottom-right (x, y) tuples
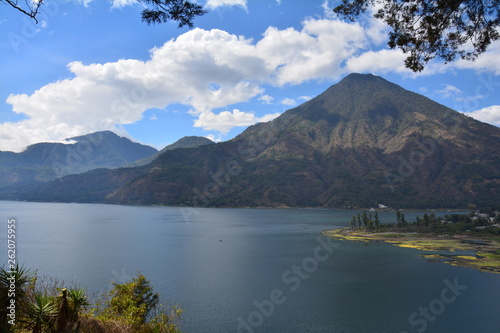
(1, 0), (499, 152)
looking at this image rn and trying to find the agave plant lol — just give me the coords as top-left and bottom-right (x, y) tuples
(0, 264), (32, 298)
(23, 292), (58, 333)
(0, 265), (33, 331)
(53, 287), (91, 332)
(68, 288), (90, 321)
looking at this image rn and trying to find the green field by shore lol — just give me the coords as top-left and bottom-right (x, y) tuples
(323, 228), (500, 274)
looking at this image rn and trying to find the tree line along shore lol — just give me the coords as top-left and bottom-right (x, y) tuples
(323, 209), (500, 274)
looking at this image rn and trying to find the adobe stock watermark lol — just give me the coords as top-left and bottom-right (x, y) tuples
(7, 0), (70, 53)
(6, 218), (18, 326)
(179, 113), (298, 223)
(236, 235), (339, 333)
(385, 137), (436, 190)
(401, 277), (467, 333)
(178, 159), (243, 222)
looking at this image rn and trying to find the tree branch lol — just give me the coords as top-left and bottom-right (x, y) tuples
(3, 0), (42, 23)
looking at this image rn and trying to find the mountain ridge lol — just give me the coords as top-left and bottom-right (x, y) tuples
(0, 131), (158, 191)
(16, 73), (500, 208)
(130, 136), (215, 166)
(238, 73), (494, 155)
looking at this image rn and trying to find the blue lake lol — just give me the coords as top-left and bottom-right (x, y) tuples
(1, 201), (499, 332)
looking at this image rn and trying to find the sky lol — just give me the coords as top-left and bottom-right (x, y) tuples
(1, 0), (499, 152)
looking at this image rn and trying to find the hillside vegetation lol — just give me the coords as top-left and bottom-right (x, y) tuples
(15, 74), (500, 209)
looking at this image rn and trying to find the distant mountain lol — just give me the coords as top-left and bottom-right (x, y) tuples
(21, 74), (500, 208)
(130, 136), (214, 166)
(161, 136), (215, 151)
(0, 131), (157, 197)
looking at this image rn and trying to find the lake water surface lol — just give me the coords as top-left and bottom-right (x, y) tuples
(1, 201), (499, 332)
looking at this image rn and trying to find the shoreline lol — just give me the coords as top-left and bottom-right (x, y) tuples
(0, 199), (476, 212)
(323, 228), (500, 274)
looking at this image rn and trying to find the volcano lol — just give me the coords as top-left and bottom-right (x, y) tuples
(26, 73), (500, 209)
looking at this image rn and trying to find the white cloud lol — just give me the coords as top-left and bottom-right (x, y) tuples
(77, 0), (137, 9)
(257, 18), (367, 85)
(2, 29), (265, 151)
(345, 48), (410, 74)
(281, 98), (296, 106)
(259, 95), (274, 104)
(455, 94), (486, 103)
(258, 112), (281, 122)
(76, 0), (94, 8)
(111, 0), (137, 8)
(0, 15), (402, 152)
(206, 0), (247, 10)
(205, 134), (221, 142)
(193, 109), (280, 133)
(452, 41), (500, 75)
(8, 11), (496, 152)
(437, 84), (462, 98)
(436, 84), (486, 110)
(363, 5), (390, 46)
(465, 105), (500, 126)
(321, 0), (336, 19)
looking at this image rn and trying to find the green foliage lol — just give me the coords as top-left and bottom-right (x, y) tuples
(0, 267), (181, 333)
(147, 307), (183, 333)
(0, 269), (90, 333)
(423, 213), (430, 227)
(351, 207), (499, 236)
(0, 265), (33, 332)
(139, 0), (207, 27)
(0, 264), (32, 300)
(443, 214), (472, 224)
(395, 210), (408, 227)
(361, 211), (369, 229)
(24, 293), (58, 333)
(367, 215), (374, 231)
(68, 288), (91, 318)
(96, 273), (181, 332)
(334, 0), (500, 72)
(103, 274), (159, 326)
(4, 0), (206, 28)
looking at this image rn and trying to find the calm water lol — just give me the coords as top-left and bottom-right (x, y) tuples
(0, 201), (499, 333)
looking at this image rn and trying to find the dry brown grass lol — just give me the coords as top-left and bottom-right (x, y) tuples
(79, 315), (134, 333)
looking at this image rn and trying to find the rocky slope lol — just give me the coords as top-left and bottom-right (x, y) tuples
(24, 74), (500, 208)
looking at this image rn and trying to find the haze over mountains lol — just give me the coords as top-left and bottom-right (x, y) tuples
(0, 132), (212, 200)
(0, 131), (156, 186)
(3, 74), (499, 208)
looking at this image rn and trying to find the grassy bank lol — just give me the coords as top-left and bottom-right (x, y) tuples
(322, 228), (500, 274)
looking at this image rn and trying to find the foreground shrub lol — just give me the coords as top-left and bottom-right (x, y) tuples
(0, 266), (181, 333)
(95, 273), (182, 333)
